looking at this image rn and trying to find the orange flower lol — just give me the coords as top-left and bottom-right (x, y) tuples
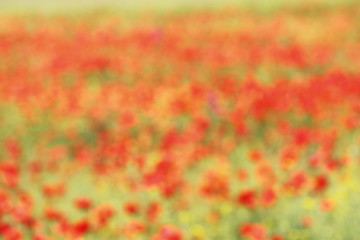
(301, 215), (313, 227)
(123, 220), (146, 236)
(146, 201), (161, 222)
(44, 207), (63, 221)
(237, 168), (249, 182)
(320, 198), (336, 211)
(200, 170), (229, 199)
(42, 182), (65, 198)
(249, 149), (262, 162)
(255, 162), (276, 186)
(96, 204), (115, 227)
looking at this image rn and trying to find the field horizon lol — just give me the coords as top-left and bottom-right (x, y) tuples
(0, 0), (357, 15)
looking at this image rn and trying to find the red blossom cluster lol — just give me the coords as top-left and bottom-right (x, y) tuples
(0, 3), (360, 239)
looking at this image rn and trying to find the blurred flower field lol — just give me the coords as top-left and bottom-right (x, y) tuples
(1, 1), (360, 240)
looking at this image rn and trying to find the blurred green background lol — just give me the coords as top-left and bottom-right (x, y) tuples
(0, 0), (355, 14)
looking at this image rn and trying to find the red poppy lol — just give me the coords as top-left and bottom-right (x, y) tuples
(124, 201), (139, 215)
(239, 222), (266, 240)
(152, 225), (183, 240)
(237, 189), (257, 209)
(75, 197), (92, 210)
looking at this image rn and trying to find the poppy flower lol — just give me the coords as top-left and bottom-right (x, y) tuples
(239, 222), (266, 240)
(124, 201), (139, 215)
(72, 219), (91, 237)
(236, 189), (257, 209)
(152, 225), (183, 240)
(74, 197), (92, 210)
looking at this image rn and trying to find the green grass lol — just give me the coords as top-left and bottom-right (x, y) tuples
(0, 0), (357, 15)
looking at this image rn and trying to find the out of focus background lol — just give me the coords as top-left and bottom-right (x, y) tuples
(0, 0), (354, 13)
(1, 0), (360, 240)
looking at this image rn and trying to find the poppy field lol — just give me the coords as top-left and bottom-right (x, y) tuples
(1, 2), (360, 240)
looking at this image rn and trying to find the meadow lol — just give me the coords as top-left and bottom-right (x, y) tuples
(0, 1), (360, 240)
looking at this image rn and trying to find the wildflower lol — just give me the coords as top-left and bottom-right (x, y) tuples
(320, 198), (336, 211)
(124, 201), (139, 215)
(72, 219), (91, 237)
(312, 175), (328, 193)
(74, 197), (92, 210)
(199, 170), (229, 199)
(301, 215), (313, 227)
(146, 201), (161, 221)
(239, 222), (266, 240)
(236, 189), (257, 209)
(151, 224), (183, 240)
(96, 204), (115, 227)
(260, 188), (277, 207)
